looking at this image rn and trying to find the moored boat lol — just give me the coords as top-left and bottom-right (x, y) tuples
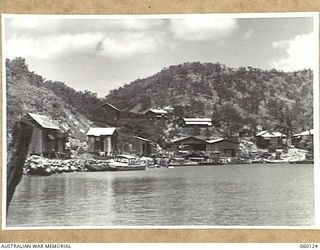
(168, 158), (198, 167)
(198, 160), (225, 165)
(84, 160), (112, 171)
(108, 155), (147, 171)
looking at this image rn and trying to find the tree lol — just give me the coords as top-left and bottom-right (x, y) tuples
(212, 103), (244, 138)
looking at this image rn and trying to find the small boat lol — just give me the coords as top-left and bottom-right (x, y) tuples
(168, 158), (198, 167)
(140, 157), (156, 168)
(198, 161), (225, 165)
(108, 155), (147, 171)
(85, 160), (112, 171)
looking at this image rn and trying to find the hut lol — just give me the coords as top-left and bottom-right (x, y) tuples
(132, 136), (159, 156)
(23, 113), (67, 158)
(144, 109), (168, 120)
(170, 136), (206, 152)
(182, 118), (212, 127)
(206, 138), (239, 157)
(86, 127), (118, 156)
(102, 102), (121, 124)
(293, 129), (314, 140)
(292, 129), (313, 149)
(179, 118), (212, 136)
(255, 131), (285, 149)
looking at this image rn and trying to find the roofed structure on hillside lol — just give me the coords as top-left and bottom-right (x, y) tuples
(170, 136), (207, 151)
(292, 129), (314, 150)
(24, 113), (66, 158)
(206, 138), (239, 157)
(28, 113), (60, 130)
(144, 108), (168, 119)
(256, 130), (286, 138)
(86, 127), (118, 155)
(255, 130), (286, 149)
(293, 129), (314, 137)
(102, 102), (121, 124)
(86, 127), (117, 136)
(132, 136), (160, 156)
(182, 118), (212, 127)
(206, 138), (239, 144)
(103, 102), (121, 112)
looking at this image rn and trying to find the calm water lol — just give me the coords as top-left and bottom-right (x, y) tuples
(7, 164), (314, 227)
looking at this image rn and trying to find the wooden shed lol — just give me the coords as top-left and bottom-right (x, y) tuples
(182, 118), (212, 127)
(103, 102), (121, 124)
(292, 129), (313, 149)
(24, 113), (67, 158)
(132, 136), (158, 156)
(170, 136), (206, 151)
(86, 127), (118, 156)
(206, 138), (239, 157)
(255, 131), (285, 149)
(144, 109), (168, 120)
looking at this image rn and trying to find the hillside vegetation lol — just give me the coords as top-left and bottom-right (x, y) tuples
(106, 62), (313, 136)
(7, 58), (313, 148)
(6, 58), (93, 140)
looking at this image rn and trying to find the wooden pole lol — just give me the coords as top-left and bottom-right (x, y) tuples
(6, 121), (33, 215)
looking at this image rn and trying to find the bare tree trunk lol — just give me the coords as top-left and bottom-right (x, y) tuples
(7, 121), (33, 215)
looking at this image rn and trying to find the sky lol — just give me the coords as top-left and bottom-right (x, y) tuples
(4, 14), (316, 97)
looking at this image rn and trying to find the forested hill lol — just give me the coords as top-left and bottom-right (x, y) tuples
(106, 62), (313, 134)
(6, 58), (313, 144)
(6, 58), (108, 140)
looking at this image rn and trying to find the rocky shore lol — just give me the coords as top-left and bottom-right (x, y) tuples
(24, 155), (88, 176)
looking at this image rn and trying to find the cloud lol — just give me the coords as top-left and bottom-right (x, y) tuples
(271, 33), (315, 71)
(6, 30), (162, 60)
(6, 17), (165, 36)
(168, 17), (238, 41)
(110, 19), (165, 30)
(6, 33), (105, 59)
(5, 17), (165, 59)
(97, 32), (161, 58)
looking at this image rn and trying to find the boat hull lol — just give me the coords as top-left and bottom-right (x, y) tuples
(108, 165), (146, 171)
(85, 162), (112, 172)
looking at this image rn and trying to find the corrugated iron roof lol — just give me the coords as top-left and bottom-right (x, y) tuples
(183, 118), (212, 126)
(146, 109), (168, 115)
(86, 127), (116, 136)
(28, 113), (60, 130)
(185, 121), (212, 125)
(294, 129), (314, 137)
(104, 102), (120, 112)
(206, 138), (224, 144)
(134, 136), (152, 142)
(256, 130), (286, 138)
(183, 118), (212, 122)
(206, 138), (239, 144)
(271, 132), (286, 137)
(171, 136), (206, 144)
(256, 130), (268, 136)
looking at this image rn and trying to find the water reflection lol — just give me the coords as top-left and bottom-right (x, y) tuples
(7, 164), (314, 227)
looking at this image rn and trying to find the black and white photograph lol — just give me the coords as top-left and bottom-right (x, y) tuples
(2, 13), (319, 228)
